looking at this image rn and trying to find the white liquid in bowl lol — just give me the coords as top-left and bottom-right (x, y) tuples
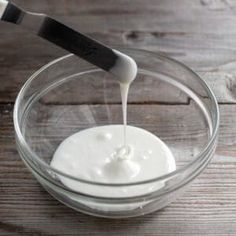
(50, 56), (176, 210)
(51, 125), (176, 188)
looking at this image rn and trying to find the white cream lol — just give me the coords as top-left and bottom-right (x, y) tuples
(50, 53), (176, 208)
(51, 125), (176, 185)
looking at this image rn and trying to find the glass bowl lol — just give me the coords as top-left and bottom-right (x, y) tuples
(14, 48), (219, 218)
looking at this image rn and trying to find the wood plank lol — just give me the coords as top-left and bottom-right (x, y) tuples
(1, 0), (236, 102)
(0, 154), (235, 235)
(0, 103), (236, 235)
(35, 72), (189, 104)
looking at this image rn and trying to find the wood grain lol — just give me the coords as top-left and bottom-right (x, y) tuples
(1, 0), (236, 103)
(0, 0), (236, 235)
(1, 103), (236, 235)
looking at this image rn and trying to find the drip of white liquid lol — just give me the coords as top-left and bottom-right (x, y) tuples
(120, 83), (130, 147)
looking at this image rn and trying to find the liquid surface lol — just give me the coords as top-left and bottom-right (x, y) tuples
(51, 125), (176, 184)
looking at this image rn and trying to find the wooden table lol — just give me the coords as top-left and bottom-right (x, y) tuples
(0, 0), (236, 235)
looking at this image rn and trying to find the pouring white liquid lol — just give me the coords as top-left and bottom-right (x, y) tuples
(51, 55), (176, 206)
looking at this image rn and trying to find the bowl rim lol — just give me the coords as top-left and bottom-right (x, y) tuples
(13, 47), (220, 187)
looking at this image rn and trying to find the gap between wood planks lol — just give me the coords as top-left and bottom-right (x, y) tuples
(1, 101), (235, 106)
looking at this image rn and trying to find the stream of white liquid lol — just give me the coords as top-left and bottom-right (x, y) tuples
(120, 83), (129, 147)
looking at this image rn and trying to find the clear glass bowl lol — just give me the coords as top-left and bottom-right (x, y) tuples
(14, 48), (219, 218)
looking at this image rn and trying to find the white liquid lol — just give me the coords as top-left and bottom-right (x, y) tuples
(50, 54), (176, 209)
(120, 83), (129, 146)
(51, 125), (176, 187)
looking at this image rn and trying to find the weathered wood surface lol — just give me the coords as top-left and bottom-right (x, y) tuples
(0, 0), (236, 235)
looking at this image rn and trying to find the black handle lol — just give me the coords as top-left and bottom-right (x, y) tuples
(38, 17), (117, 71)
